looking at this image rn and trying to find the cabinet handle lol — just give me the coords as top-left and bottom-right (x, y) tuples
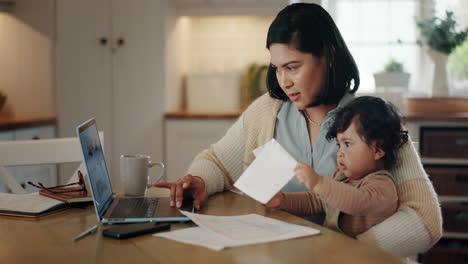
(32, 136), (40, 140)
(455, 174), (468, 183)
(116, 37), (125, 46)
(99, 37), (108, 46)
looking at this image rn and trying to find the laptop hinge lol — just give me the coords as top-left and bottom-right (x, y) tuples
(100, 194), (115, 217)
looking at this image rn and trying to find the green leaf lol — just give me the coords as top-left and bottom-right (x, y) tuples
(416, 10), (468, 54)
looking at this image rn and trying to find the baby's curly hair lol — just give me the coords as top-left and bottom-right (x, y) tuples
(326, 96), (408, 170)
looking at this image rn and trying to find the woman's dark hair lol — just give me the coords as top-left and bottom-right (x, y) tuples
(266, 3), (360, 106)
(326, 96), (409, 169)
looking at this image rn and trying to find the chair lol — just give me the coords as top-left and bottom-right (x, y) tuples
(0, 132), (103, 194)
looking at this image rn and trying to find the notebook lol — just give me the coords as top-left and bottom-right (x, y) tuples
(0, 192), (69, 218)
(76, 118), (193, 224)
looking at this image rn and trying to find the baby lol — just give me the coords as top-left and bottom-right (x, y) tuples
(294, 96), (408, 237)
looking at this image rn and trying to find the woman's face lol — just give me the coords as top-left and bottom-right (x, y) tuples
(269, 43), (326, 110)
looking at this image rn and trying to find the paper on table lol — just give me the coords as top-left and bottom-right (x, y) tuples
(155, 227), (229, 251)
(234, 139), (297, 204)
(155, 211), (320, 251)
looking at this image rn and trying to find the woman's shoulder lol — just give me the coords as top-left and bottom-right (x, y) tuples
(241, 93), (283, 151)
(242, 93), (283, 123)
(244, 93), (283, 115)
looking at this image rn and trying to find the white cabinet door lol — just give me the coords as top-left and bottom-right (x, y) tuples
(14, 125), (55, 141)
(111, 0), (167, 181)
(57, 0), (167, 192)
(165, 119), (236, 181)
(57, 0), (114, 182)
(0, 131), (13, 141)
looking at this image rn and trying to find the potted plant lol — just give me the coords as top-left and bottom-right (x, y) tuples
(416, 10), (468, 96)
(374, 59), (410, 91)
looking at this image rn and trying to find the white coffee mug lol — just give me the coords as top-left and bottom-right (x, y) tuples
(120, 154), (165, 196)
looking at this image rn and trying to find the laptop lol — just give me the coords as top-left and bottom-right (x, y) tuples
(76, 117), (193, 224)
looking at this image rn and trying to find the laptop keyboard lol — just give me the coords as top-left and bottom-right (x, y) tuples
(110, 198), (159, 218)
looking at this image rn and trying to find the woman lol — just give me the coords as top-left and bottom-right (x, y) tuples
(155, 3), (441, 257)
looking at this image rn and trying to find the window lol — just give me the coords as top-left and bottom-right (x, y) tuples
(324, 0), (419, 93)
(324, 0), (468, 95)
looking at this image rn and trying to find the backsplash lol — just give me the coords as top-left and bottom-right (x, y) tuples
(167, 15), (274, 111)
(185, 16), (273, 73)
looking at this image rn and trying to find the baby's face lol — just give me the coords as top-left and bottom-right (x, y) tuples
(335, 120), (384, 180)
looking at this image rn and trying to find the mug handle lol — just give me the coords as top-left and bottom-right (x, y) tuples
(146, 161), (166, 188)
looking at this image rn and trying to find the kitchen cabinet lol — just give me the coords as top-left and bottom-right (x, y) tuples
(174, 0), (289, 16)
(164, 112), (239, 181)
(404, 114), (468, 263)
(57, 0), (168, 192)
(0, 0), (14, 12)
(0, 121), (56, 193)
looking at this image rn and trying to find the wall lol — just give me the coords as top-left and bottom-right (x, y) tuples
(0, 0), (55, 117)
(166, 15), (274, 111)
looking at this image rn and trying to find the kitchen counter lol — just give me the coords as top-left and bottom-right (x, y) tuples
(0, 116), (56, 131)
(164, 110), (241, 120)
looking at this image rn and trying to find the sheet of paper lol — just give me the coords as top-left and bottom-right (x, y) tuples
(234, 139), (297, 204)
(155, 211), (320, 250)
(0, 192), (64, 213)
(155, 227), (230, 251)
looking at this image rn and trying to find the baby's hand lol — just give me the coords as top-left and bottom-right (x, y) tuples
(294, 162), (321, 190)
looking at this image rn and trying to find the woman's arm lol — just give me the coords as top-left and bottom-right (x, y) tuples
(356, 140), (442, 257)
(186, 116), (246, 195)
(186, 93), (282, 195)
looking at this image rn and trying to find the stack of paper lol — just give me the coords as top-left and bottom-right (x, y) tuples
(154, 139), (313, 250)
(155, 211), (320, 251)
(234, 139), (297, 204)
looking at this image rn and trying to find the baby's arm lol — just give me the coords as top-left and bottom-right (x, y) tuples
(314, 174), (398, 216)
(294, 162), (324, 190)
(279, 191), (324, 216)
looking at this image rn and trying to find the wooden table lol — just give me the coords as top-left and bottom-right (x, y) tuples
(0, 191), (404, 264)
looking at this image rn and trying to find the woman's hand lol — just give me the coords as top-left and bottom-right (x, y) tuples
(153, 174), (208, 210)
(295, 162), (322, 190)
(264, 192), (285, 209)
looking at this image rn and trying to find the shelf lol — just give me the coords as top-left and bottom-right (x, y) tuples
(439, 196), (468, 203)
(422, 158), (468, 166)
(443, 232), (468, 240)
(164, 110), (241, 120)
(0, 116), (56, 131)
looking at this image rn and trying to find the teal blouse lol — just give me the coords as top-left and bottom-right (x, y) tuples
(274, 94), (354, 192)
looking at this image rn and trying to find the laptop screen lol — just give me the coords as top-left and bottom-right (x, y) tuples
(77, 118), (113, 216)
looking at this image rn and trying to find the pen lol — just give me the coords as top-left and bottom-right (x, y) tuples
(73, 225), (98, 242)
